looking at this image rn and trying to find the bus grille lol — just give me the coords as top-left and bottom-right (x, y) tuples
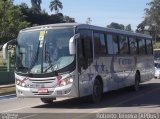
(32, 91), (54, 96)
(29, 78), (56, 83)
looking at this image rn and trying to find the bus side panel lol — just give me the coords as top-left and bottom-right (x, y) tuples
(136, 55), (154, 82)
(78, 56), (121, 97)
(110, 56), (137, 88)
(78, 55), (154, 97)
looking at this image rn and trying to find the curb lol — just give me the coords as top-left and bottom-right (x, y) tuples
(0, 84), (15, 88)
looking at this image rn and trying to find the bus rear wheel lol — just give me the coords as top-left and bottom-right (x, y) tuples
(92, 79), (102, 103)
(40, 98), (55, 104)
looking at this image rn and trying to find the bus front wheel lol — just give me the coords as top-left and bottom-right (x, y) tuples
(40, 98), (55, 104)
(92, 79), (102, 103)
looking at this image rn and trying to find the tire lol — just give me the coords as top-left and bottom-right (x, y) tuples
(134, 73), (140, 91)
(40, 98), (55, 104)
(92, 79), (102, 103)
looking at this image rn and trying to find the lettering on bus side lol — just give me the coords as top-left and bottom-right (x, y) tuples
(118, 58), (133, 66)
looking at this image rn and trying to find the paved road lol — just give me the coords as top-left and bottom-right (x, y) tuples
(1, 79), (160, 119)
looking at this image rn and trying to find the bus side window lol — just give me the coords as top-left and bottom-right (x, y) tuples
(129, 37), (138, 55)
(138, 38), (146, 54)
(78, 30), (93, 70)
(112, 34), (119, 54)
(106, 34), (114, 54)
(146, 39), (153, 54)
(106, 34), (118, 55)
(119, 35), (129, 54)
(94, 32), (107, 56)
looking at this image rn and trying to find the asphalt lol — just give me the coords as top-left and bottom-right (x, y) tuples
(0, 79), (160, 119)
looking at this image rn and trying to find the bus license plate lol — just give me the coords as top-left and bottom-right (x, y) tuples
(38, 88), (48, 93)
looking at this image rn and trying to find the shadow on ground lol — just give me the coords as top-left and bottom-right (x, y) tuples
(33, 81), (160, 109)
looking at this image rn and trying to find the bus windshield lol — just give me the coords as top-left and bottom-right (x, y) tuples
(16, 28), (75, 74)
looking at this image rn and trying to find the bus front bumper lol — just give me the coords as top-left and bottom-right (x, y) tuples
(16, 84), (78, 98)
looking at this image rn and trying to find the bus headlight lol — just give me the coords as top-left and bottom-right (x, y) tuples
(16, 79), (27, 87)
(21, 82), (26, 87)
(59, 76), (74, 87)
(16, 79), (20, 85)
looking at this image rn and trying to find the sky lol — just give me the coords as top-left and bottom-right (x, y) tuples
(14, 0), (149, 30)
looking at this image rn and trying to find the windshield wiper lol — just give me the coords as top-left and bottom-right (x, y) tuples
(43, 63), (54, 73)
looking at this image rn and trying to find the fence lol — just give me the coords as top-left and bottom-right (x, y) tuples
(0, 51), (15, 85)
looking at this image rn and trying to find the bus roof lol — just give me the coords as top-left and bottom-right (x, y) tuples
(21, 23), (152, 39)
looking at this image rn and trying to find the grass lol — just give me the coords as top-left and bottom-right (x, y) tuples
(0, 86), (16, 95)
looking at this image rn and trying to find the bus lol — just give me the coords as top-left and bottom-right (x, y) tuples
(3, 23), (154, 103)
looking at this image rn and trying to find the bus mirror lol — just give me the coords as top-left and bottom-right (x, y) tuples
(2, 39), (16, 60)
(69, 33), (80, 55)
(2, 43), (8, 60)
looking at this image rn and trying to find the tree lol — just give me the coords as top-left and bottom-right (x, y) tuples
(50, 0), (63, 14)
(31, 0), (42, 13)
(19, 4), (75, 26)
(86, 17), (92, 25)
(107, 22), (125, 30)
(20, 2), (28, 9)
(125, 24), (132, 31)
(107, 22), (133, 32)
(0, 0), (29, 43)
(137, 0), (160, 41)
(63, 16), (75, 23)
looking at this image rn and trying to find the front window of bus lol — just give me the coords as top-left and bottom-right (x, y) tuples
(16, 28), (75, 75)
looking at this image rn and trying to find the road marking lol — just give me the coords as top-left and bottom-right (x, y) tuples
(1, 106), (34, 113)
(19, 114), (37, 119)
(1, 102), (42, 113)
(72, 87), (160, 119)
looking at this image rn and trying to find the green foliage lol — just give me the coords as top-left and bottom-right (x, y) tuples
(0, 0), (29, 44)
(50, 0), (63, 14)
(63, 15), (75, 23)
(107, 22), (125, 30)
(137, 0), (160, 41)
(107, 22), (133, 31)
(19, 3), (75, 26)
(31, 0), (42, 13)
(0, 0), (75, 44)
(125, 24), (132, 31)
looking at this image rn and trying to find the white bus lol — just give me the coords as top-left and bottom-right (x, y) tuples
(3, 23), (154, 103)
